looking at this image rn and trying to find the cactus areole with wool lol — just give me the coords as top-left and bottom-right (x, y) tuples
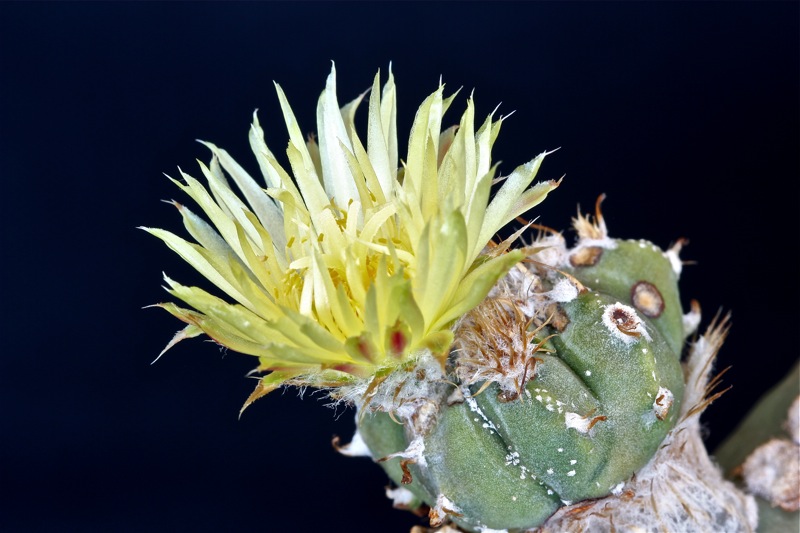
(145, 65), (695, 531)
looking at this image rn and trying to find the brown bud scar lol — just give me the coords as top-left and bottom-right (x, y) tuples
(616, 325), (642, 338)
(569, 246), (604, 267)
(399, 459), (414, 484)
(565, 501), (597, 516)
(611, 307), (641, 336)
(631, 281), (665, 318)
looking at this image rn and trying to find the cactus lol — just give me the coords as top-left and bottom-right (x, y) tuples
(144, 65), (784, 532)
(355, 201), (689, 532)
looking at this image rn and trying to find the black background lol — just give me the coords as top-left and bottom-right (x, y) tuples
(2, 2), (797, 532)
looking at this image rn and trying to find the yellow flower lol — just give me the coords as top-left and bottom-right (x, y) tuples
(143, 64), (558, 412)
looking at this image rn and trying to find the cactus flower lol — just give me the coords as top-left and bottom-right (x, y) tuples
(143, 64), (558, 414)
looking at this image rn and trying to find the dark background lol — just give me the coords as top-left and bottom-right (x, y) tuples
(1, 2), (797, 532)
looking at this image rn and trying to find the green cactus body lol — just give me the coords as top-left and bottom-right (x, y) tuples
(358, 235), (687, 532)
(564, 238), (685, 356)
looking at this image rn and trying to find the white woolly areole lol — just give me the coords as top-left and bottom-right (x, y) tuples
(682, 307), (702, 338)
(528, 235), (568, 270)
(601, 302), (652, 344)
(429, 494), (462, 527)
(385, 486), (416, 507)
(653, 386), (674, 421)
(564, 412), (593, 434)
(336, 428), (372, 458)
(340, 350), (446, 416)
(544, 277), (579, 303)
(381, 436), (427, 468)
(742, 438), (800, 512)
(565, 236), (617, 264)
(665, 248), (683, 276)
(537, 320), (758, 532)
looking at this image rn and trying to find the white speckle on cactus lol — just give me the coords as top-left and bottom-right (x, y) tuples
(585, 370), (592, 376)
(466, 392), (499, 436)
(561, 499), (573, 505)
(611, 482), (625, 495)
(653, 386), (674, 421)
(652, 371), (657, 382)
(557, 447), (564, 452)
(601, 302), (651, 344)
(505, 450), (521, 466)
(477, 528), (508, 533)
(570, 459), (577, 465)
(547, 467), (554, 475)
(642, 348), (648, 354)
(567, 470), (576, 477)
(547, 489), (554, 495)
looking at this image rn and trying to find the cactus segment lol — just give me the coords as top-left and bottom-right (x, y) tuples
(549, 291), (685, 491)
(424, 399), (562, 530)
(358, 283), (685, 532)
(564, 239), (685, 356)
(358, 412), (434, 508)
